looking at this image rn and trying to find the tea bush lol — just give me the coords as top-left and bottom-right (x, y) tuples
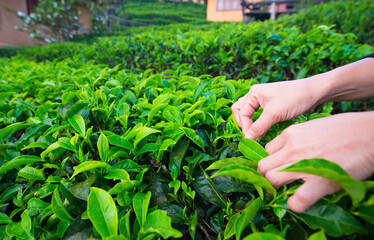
(9, 24), (373, 82)
(121, 0), (207, 26)
(0, 55), (374, 239)
(278, 0), (374, 44)
(1, 0), (374, 239)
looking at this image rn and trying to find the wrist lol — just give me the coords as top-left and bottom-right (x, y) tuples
(305, 68), (356, 105)
(302, 72), (334, 106)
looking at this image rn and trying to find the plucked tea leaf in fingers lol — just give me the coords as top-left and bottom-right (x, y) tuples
(212, 165), (276, 196)
(239, 138), (269, 162)
(279, 158), (366, 205)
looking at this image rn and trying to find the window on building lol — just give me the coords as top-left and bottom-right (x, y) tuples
(217, 0), (242, 11)
(26, 0), (39, 14)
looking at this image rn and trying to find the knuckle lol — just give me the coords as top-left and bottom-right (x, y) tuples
(257, 160), (267, 175)
(294, 188), (312, 205)
(250, 84), (259, 92)
(265, 171), (278, 186)
(251, 123), (266, 136)
(281, 125), (295, 138)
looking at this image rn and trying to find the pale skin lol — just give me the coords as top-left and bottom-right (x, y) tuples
(232, 57), (374, 213)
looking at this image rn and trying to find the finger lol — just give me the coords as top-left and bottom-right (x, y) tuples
(265, 167), (303, 189)
(239, 95), (259, 136)
(265, 133), (286, 154)
(231, 97), (246, 128)
(245, 108), (278, 140)
(257, 148), (288, 175)
(287, 177), (341, 213)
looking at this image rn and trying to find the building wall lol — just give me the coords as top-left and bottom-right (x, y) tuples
(207, 0), (242, 22)
(0, 0), (39, 46)
(207, 0), (286, 22)
(0, 0), (91, 46)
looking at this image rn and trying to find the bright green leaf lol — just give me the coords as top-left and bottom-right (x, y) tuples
(239, 138), (269, 162)
(279, 158), (365, 205)
(211, 165), (276, 196)
(70, 161), (110, 179)
(68, 115), (86, 136)
(88, 187), (118, 238)
(133, 191), (151, 227)
(98, 133), (109, 162)
(0, 155), (43, 174)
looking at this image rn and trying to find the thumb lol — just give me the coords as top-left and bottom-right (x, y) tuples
(245, 109), (277, 140)
(287, 177), (340, 213)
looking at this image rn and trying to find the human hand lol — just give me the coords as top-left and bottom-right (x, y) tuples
(258, 112), (374, 213)
(231, 79), (324, 140)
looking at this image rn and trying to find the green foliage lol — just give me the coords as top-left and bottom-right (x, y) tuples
(122, 0), (207, 26)
(278, 0), (374, 44)
(6, 23), (372, 82)
(14, 0), (87, 43)
(0, 1), (374, 238)
(0, 56), (373, 239)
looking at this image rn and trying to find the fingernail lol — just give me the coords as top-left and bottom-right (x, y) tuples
(245, 133), (256, 140)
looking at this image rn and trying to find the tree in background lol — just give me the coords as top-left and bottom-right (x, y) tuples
(15, 0), (89, 43)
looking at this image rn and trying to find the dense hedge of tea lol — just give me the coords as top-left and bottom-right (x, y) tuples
(0, 0), (374, 239)
(122, 0), (207, 26)
(9, 24), (373, 82)
(1, 57), (374, 239)
(278, 0), (374, 44)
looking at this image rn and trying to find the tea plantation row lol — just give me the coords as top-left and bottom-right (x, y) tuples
(6, 24), (373, 82)
(0, 0), (374, 239)
(0, 56), (373, 239)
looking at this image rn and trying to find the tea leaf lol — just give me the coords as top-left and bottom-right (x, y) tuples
(98, 133), (109, 162)
(239, 138), (269, 162)
(58, 137), (75, 151)
(206, 157), (257, 171)
(224, 81), (236, 101)
(21, 142), (49, 150)
(236, 198), (263, 240)
(224, 212), (240, 239)
(70, 161), (110, 179)
(133, 127), (160, 148)
(242, 232), (286, 240)
(109, 181), (137, 195)
(6, 212), (34, 240)
(279, 158), (365, 205)
(0, 155), (43, 174)
(88, 187), (118, 238)
(68, 114), (86, 136)
(133, 191), (152, 227)
(180, 127), (205, 150)
(0, 212), (11, 224)
(138, 210), (182, 239)
(18, 167), (45, 180)
(292, 200), (365, 237)
(63, 101), (89, 120)
(193, 80), (211, 102)
(52, 188), (74, 222)
(169, 138), (189, 172)
(163, 106), (183, 124)
(353, 206), (374, 224)
(107, 135), (132, 151)
(308, 231), (326, 240)
(212, 165), (276, 196)
(104, 169), (130, 181)
(119, 210), (131, 238)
